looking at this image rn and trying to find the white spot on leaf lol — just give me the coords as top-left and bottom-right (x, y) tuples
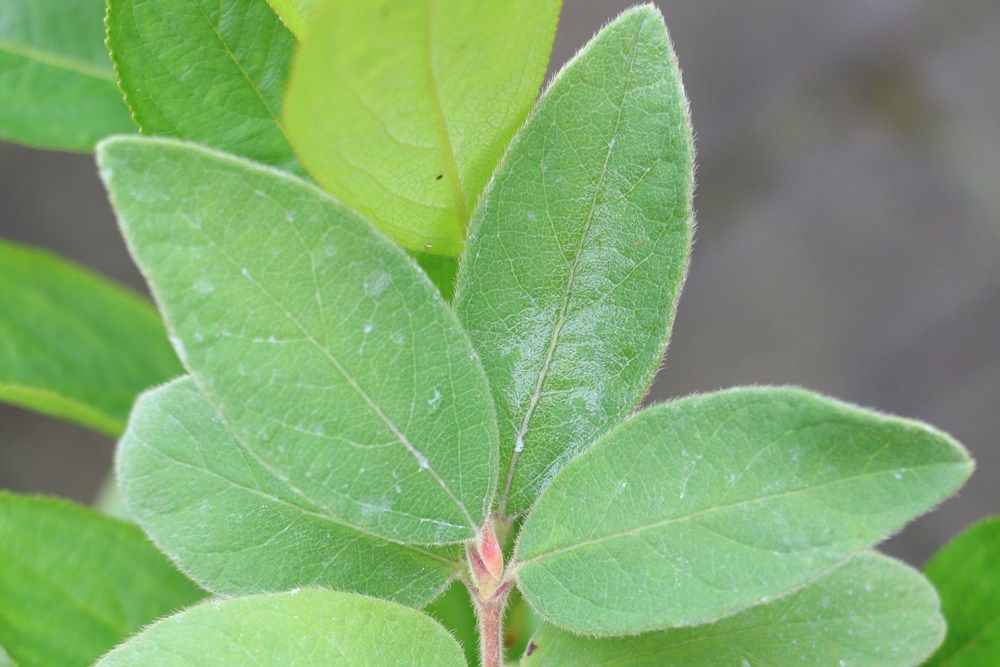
(364, 270), (391, 297)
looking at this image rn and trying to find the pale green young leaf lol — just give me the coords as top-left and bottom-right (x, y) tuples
(0, 493), (204, 667)
(515, 387), (971, 635)
(924, 516), (1000, 666)
(96, 589), (465, 666)
(455, 5), (694, 517)
(0, 0), (134, 151)
(284, 0), (562, 255)
(264, 0), (315, 39)
(522, 553), (944, 667)
(98, 136), (498, 545)
(0, 239), (181, 435)
(120, 376), (461, 606)
(107, 0), (300, 173)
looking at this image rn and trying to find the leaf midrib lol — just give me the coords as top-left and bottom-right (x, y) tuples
(517, 459), (964, 566)
(0, 543), (129, 638)
(498, 15), (648, 515)
(133, 418), (460, 571)
(190, 3), (293, 148)
(423, 0), (469, 236)
(179, 217), (478, 536)
(0, 38), (115, 82)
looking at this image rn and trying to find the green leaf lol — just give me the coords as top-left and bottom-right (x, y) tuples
(107, 0), (300, 173)
(425, 581), (478, 666)
(264, 0), (316, 39)
(412, 252), (459, 302)
(96, 588), (465, 666)
(284, 0), (562, 255)
(0, 239), (181, 435)
(515, 387), (971, 635)
(0, 0), (134, 151)
(0, 493), (204, 667)
(924, 516), (1000, 666)
(98, 136), (499, 545)
(120, 376), (461, 606)
(455, 5), (694, 517)
(522, 553), (945, 667)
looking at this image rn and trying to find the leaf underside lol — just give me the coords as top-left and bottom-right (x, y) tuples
(516, 386), (971, 635)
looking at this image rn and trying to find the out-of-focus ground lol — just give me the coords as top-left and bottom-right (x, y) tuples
(1, 0), (997, 565)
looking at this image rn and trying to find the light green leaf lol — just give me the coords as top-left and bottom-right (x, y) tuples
(98, 136), (499, 545)
(522, 553), (945, 667)
(96, 588), (465, 666)
(0, 493), (204, 667)
(0, 0), (134, 151)
(284, 0), (561, 255)
(264, 0), (315, 39)
(455, 5), (693, 517)
(120, 376), (461, 606)
(924, 516), (1000, 666)
(107, 0), (300, 173)
(0, 239), (181, 435)
(515, 387), (971, 635)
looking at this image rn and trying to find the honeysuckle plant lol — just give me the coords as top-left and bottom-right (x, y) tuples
(0, 0), (986, 665)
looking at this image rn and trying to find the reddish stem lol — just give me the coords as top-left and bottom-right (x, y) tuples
(475, 587), (509, 667)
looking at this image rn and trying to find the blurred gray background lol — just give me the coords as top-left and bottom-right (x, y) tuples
(1, 0), (997, 565)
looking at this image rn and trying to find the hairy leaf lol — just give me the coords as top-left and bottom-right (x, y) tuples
(120, 376), (460, 606)
(924, 516), (1000, 666)
(284, 0), (561, 255)
(455, 5), (694, 517)
(0, 0), (134, 150)
(264, 0), (316, 39)
(0, 493), (203, 667)
(98, 136), (498, 545)
(426, 581), (478, 665)
(0, 239), (181, 435)
(516, 387), (971, 634)
(96, 588), (465, 666)
(523, 553), (944, 666)
(107, 0), (300, 173)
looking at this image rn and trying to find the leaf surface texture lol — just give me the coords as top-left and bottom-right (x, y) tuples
(523, 553), (944, 666)
(0, 239), (181, 435)
(99, 136), (499, 545)
(456, 5), (694, 516)
(0, 494), (203, 667)
(516, 387), (971, 634)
